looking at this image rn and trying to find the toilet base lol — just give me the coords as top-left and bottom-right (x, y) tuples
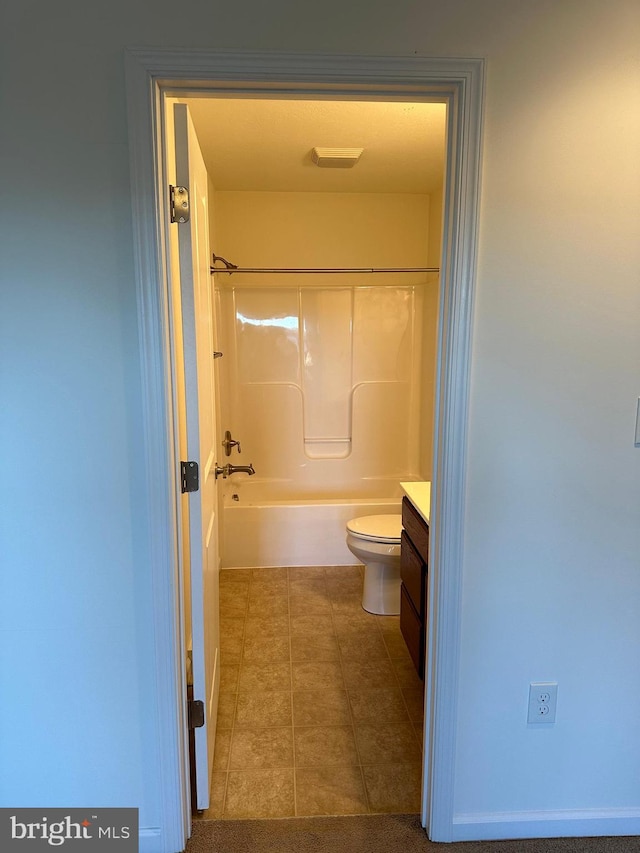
(361, 560), (401, 616)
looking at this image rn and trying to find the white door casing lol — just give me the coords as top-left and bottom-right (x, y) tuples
(125, 50), (484, 852)
(174, 103), (221, 811)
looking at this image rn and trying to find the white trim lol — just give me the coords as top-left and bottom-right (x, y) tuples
(423, 56), (484, 843)
(125, 52), (191, 853)
(125, 48), (484, 849)
(452, 809), (640, 841)
(140, 828), (163, 853)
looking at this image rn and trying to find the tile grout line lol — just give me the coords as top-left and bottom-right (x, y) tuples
(211, 574), (232, 816)
(221, 571), (250, 817)
(287, 567), (299, 818)
(226, 568), (294, 818)
(380, 616), (424, 754)
(329, 564), (374, 815)
(344, 572), (423, 808)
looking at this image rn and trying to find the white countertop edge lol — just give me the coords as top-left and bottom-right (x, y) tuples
(400, 481), (431, 524)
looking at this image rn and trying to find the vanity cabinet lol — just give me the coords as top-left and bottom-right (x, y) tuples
(400, 496), (429, 679)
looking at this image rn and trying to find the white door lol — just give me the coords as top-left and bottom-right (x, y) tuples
(174, 103), (221, 811)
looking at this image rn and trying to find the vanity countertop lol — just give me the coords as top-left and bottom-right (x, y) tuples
(400, 481), (431, 525)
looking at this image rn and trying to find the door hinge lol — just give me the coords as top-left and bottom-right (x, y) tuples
(180, 460), (199, 493)
(188, 699), (205, 729)
(170, 184), (190, 223)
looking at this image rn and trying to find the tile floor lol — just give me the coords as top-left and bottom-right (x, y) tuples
(200, 564), (424, 820)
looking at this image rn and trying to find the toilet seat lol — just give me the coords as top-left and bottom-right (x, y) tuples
(346, 514), (402, 544)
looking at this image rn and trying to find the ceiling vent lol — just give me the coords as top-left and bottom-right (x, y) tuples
(311, 147), (364, 168)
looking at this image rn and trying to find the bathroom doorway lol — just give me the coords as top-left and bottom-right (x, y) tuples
(126, 49), (483, 850)
(185, 96), (445, 568)
(178, 94), (443, 819)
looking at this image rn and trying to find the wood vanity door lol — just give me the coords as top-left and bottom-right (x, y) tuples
(400, 497), (429, 679)
(401, 530), (424, 618)
(400, 585), (424, 676)
(402, 497), (429, 564)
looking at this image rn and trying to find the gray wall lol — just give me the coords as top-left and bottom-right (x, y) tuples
(1, 0), (638, 847)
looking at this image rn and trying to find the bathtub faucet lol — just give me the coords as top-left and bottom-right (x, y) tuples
(214, 462), (256, 479)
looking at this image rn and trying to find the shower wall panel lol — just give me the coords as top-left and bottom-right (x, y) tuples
(301, 288), (353, 459)
(218, 283), (423, 497)
(235, 287), (300, 383)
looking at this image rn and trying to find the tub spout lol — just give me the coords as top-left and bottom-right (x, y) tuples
(216, 462), (255, 479)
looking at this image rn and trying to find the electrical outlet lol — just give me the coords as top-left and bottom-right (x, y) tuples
(527, 682), (558, 724)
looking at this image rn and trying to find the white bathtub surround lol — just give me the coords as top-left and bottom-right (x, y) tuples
(300, 288), (353, 459)
(218, 282), (426, 481)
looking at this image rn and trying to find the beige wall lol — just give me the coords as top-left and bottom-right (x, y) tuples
(213, 190), (431, 272)
(420, 187), (443, 479)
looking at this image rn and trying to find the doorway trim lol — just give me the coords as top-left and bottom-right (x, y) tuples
(125, 48), (484, 851)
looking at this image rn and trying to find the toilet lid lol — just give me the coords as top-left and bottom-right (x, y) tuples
(346, 514), (402, 543)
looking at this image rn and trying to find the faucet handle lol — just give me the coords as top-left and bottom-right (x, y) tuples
(222, 430), (241, 456)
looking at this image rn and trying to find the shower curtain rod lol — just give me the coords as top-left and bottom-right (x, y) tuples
(210, 253), (438, 275)
(210, 266), (439, 274)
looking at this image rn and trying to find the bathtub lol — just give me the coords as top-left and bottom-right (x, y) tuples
(220, 478), (409, 568)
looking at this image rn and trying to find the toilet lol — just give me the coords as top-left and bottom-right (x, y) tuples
(345, 514), (403, 615)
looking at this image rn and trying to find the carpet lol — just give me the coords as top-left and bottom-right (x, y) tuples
(187, 814), (640, 853)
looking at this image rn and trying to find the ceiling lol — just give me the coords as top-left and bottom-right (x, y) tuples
(183, 97), (447, 194)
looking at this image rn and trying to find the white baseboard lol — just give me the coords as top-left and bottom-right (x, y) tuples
(452, 808), (640, 842)
(139, 827), (163, 853)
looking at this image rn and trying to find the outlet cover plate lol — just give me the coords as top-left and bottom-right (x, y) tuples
(528, 681), (558, 724)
